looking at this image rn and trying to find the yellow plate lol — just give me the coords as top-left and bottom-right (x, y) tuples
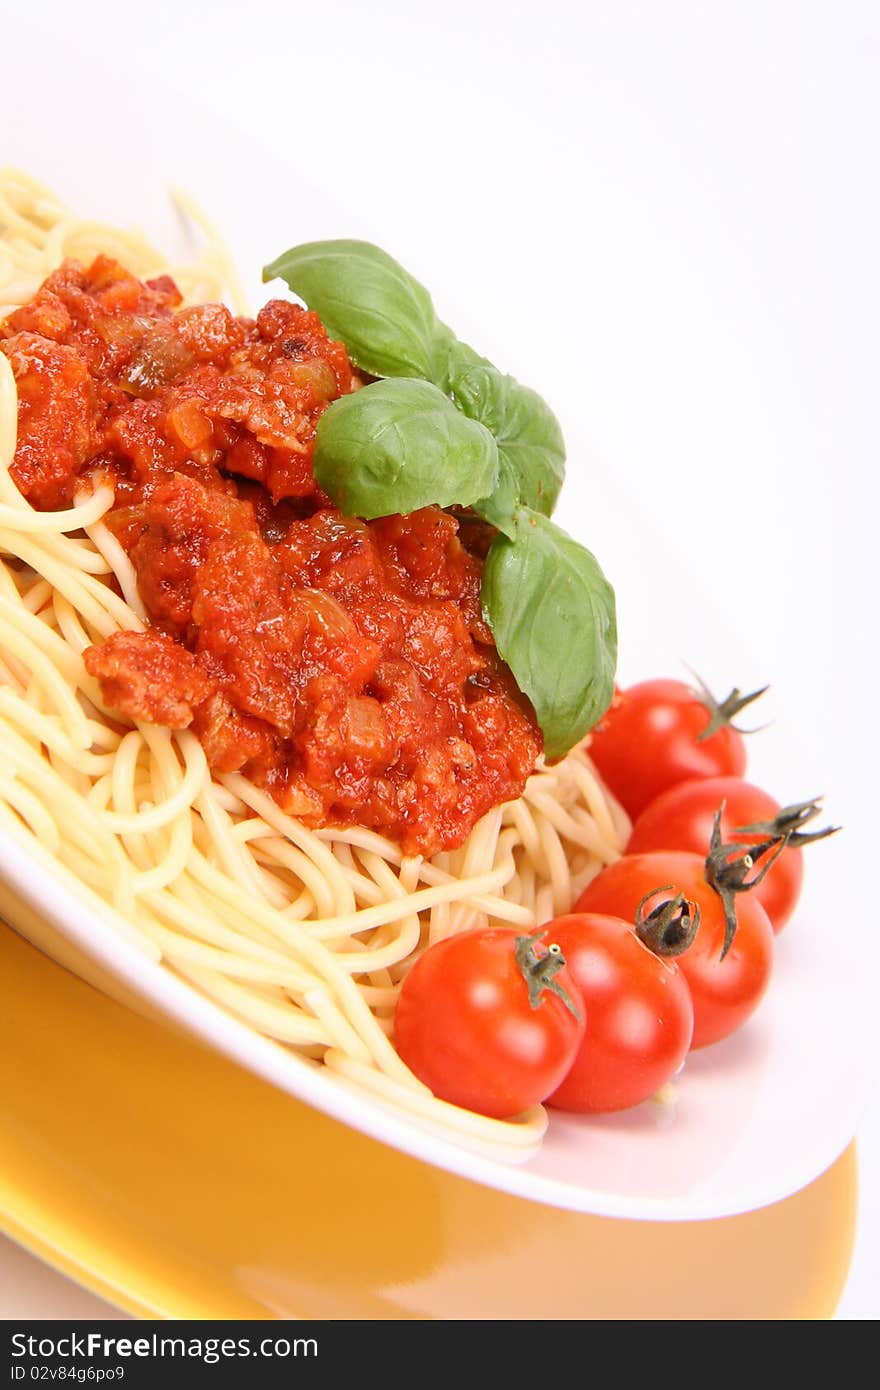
(0, 923), (858, 1319)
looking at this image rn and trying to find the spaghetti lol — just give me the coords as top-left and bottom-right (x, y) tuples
(0, 170), (628, 1153)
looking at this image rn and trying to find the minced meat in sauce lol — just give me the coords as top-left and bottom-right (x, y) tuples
(0, 256), (541, 855)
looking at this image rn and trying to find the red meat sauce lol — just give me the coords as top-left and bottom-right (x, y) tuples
(0, 255), (541, 855)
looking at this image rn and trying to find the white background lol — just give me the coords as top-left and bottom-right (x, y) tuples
(0, 0), (876, 1317)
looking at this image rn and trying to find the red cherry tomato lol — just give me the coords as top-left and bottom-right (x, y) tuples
(588, 679), (759, 819)
(545, 913), (694, 1114)
(575, 852), (774, 1049)
(626, 777), (803, 932)
(393, 929), (585, 1119)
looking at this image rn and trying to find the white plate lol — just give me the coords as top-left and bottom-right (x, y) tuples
(1, 19), (871, 1221)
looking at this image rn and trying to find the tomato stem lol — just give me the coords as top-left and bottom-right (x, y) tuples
(514, 932), (583, 1022)
(688, 670), (770, 743)
(634, 888), (701, 957)
(733, 795), (840, 848)
(704, 808), (789, 958)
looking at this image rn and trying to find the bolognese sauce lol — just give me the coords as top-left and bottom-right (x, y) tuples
(0, 257), (541, 854)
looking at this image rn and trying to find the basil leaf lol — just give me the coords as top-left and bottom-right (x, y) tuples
(481, 510), (617, 761)
(314, 379), (498, 519)
(264, 241), (567, 535)
(264, 241), (440, 381)
(442, 341), (566, 538)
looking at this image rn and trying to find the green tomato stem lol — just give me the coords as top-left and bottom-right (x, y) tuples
(514, 932), (582, 1023)
(733, 795), (840, 848)
(634, 889), (701, 958)
(703, 808), (789, 959)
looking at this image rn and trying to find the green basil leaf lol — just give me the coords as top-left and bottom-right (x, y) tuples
(314, 378), (498, 519)
(442, 341), (566, 538)
(481, 510), (617, 761)
(264, 242), (567, 537)
(263, 241), (441, 381)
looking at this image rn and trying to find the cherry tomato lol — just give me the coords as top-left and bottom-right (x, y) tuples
(393, 928), (585, 1119)
(575, 852), (774, 1049)
(626, 777), (803, 932)
(588, 679), (762, 819)
(545, 913), (694, 1113)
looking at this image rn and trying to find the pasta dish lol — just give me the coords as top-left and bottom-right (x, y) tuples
(0, 171), (627, 1154)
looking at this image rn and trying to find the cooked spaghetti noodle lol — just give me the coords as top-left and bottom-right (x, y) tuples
(0, 170), (628, 1153)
